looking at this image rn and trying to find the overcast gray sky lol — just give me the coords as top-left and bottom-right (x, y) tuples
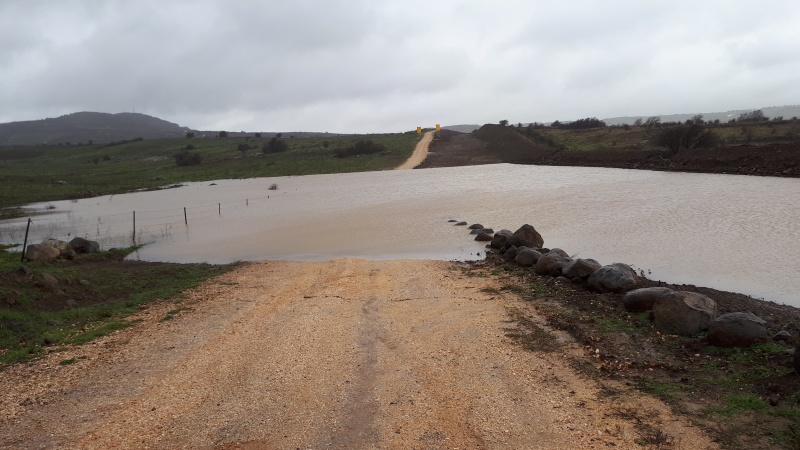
(2, 1), (799, 133)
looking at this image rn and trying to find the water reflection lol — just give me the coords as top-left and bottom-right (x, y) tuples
(2, 164), (798, 306)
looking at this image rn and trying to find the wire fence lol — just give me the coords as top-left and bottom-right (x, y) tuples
(0, 193), (277, 252)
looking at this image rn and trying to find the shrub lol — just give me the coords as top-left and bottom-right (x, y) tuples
(237, 143), (250, 153)
(218, 131), (229, 138)
(262, 137), (289, 153)
(175, 150), (202, 166)
(656, 124), (719, 153)
(333, 140), (386, 158)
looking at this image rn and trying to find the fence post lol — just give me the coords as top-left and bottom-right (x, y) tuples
(184, 207), (188, 225)
(218, 203), (221, 215)
(20, 218), (32, 263)
(132, 211), (136, 244)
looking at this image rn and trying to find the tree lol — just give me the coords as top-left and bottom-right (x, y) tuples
(644, 116), (661, 133)
(499, 120), (509, 126)
(186, 132), (195, 138)
(737, 110), (767, 122)
(255, 132), (262, 138)
(218, 131), (229, 138)
(633, 118), (643, 126)
(689, 114), (704, 125)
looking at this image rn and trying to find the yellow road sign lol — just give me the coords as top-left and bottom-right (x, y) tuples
(435, 124), (441, 131)
(416, 127), (422, 134)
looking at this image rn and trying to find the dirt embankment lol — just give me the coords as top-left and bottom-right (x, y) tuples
(421, 125), (800, 177)
(0, 259), (714, 449)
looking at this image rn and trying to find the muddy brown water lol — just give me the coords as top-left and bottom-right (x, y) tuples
(2, 164), (799, 306)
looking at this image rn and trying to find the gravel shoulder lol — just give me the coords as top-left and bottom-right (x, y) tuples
(0, 259), (715, 449)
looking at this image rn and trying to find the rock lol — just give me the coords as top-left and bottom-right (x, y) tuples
(470, 228), (494, 235)
(707, 312), (769, 347)
(503, 246), (520, 262)
(25, 244), (60, 262)
(475, 232), (493, 241)
(587, 263), (638, 293)
(490, 230), (514, 249)
(16, 264), (30, 276)
(514, 248), (543, 267)
(468, 223), (484, 230)
(534, 253), (573, 277)
(40, 273), (59, 291)
(622, 287), (674, 312)
(652, 291), (717, 336)
(454, 221), (468, 226)
(555, 276), (571, 283)
(447, 219), (458, 223)
(69, 237), (100, 254)
(508, 224), (544, 249)
(562, 258), (602, 279)
(41, 239), (70, 252)
(79, 279), (91, 287)
(773, 330), (792, 342)
(60, 248), (77, 260)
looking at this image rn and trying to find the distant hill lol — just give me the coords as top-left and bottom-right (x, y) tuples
(0, 112), (192, 146)
(602, 105), (800, 126)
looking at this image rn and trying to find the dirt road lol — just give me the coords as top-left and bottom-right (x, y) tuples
(395, 131), (433, 169)
(0, 260), (713, 449)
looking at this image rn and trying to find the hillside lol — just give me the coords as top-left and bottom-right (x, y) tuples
(420, 123), (800, 178)
(0, 112), (191, 146)
(602, 105), (800, 126)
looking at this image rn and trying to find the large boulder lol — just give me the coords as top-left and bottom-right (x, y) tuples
(490, 230), (514, 249)
(622, 287), (674, 312)
(562, 258), (602, 279)
(707, 312), (769, 348)
(475, 232), (493, 241)
(503, 246), (520, 261)
(468, 223), (484, 230)
(587, 263), (638, 293)
(514, 248), (543, 267)
(508, 224), (544, 249)
(652, 291), (717, 337)
(534, 252), (573, 276)
(470, 228), (494, 235)
(69, 237), (100, 254)
(41, 239), (70, 252)
(25, 244), (61, 262)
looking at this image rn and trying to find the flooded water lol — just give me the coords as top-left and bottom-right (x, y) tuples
(2, 164), (799, 306)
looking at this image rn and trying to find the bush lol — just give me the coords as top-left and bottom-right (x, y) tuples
(333, 140), (386, 158)
(656, 124), (719, 153)
(262, 137), (288, 154)
(237, 143), (250, 153)
(555, 117), (606, 129)
(175, 150), (202, 166)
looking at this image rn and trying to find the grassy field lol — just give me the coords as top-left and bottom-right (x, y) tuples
(0, 245), (235, 366)
(0, 132), (421, 210)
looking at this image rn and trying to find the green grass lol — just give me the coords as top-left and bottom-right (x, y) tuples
(0, 132), (421, 210)
(0, 246), (235, 365)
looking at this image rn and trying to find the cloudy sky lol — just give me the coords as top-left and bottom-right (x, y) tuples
(2, 1), (799, 133)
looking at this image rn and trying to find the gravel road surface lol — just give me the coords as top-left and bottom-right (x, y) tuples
(0, 259), (714, 449)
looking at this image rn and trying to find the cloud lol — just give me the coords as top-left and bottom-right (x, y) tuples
(1, 0), (799, 132)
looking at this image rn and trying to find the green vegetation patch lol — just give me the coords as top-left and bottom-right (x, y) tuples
(0, 132), (421, 209)
(0, 246), (235, 366)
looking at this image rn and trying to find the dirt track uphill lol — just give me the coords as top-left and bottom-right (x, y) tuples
(0, 259), (714, 449)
